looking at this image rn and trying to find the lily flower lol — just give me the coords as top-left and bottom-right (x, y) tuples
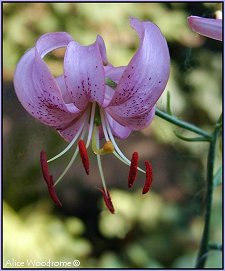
(14, 17), (170, 213)
(187, 15), (222, 41)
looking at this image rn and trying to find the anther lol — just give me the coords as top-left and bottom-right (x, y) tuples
(103, 141), (114, 153)
(142, 161), (153, 194)
(98, 188), (115, 214)
(47, 175), (62, 207)
(40, 150), (51, 185)
(78, 140), (90, 175)
(128, 152), (139, 188)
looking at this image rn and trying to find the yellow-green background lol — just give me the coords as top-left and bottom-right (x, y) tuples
(3, 2), (222, 268)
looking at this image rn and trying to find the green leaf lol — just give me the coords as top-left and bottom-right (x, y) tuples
(213, 166), (222, 187)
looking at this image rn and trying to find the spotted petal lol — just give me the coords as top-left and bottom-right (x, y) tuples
(107, 17), (170, 129)
(64, 36), (106, 110)
(107, 106), (156, 130)
(14, 32), (82, 130)
(188, 16), (222, 41)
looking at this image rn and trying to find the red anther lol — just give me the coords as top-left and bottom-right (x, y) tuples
(40, 151), (62, 207)
(40, 150), (51, 185)
(142, 161), (153, 194)
(128, 152), (139, 188)
(98, 188), (115, 214)
(78, 140), (89, 175)
(47, 175), (62, 207)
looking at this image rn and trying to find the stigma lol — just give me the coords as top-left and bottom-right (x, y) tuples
(40, 102), (153, 213)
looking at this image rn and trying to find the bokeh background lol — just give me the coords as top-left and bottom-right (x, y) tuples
(3, 2), (222, 268)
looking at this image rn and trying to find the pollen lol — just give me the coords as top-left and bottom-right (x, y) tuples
(103, 141), (114, 153)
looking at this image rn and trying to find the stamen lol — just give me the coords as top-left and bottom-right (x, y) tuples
(47, 119), (86, 163)
(40, 150), (50, 185)
(47, 175), (62, 207)
(104, 114), (145, 174)
(86, 102), (96, 148)
(100, 109), (110, 141)
(98, 187), (115, 214)
(142, 161), (153, 194)
(128, 152), (139, 188)
(94, 126), (108, 193)
(78, 140), (89, 175)
(53, 126), (87, 187)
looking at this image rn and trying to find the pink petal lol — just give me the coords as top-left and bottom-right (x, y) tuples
(96, 35), (108, 65)
(14, 33), (82, 130)
(107, 106), (155, 130)
(188, 16), (222, 41)
(64, 36), (106, 110)
(105, 64), (126, 83)
(106, 113), (131, 139)
(36, 32), (73, 57)
(57, 112), (88, 142)
(108, 17), (170, 124)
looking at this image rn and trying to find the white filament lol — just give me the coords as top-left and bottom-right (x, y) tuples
(86, 102), (96, 148)
(53, 127), (87, 187)
(104, 113), (145, 174)
(95, 125), (107, 193)
(47, 116), (88, 163)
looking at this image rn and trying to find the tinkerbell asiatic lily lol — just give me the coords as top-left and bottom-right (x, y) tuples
(187, 15), (222, 41)
(14, 17), (170, 213)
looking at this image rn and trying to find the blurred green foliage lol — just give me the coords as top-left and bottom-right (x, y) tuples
(3, 2), (222, 268)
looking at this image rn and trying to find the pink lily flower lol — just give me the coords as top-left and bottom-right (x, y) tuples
(14, 17), (170, 213)
(187, 15), (222, 41)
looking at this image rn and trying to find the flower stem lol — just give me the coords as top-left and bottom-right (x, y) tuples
(208, 243), (222, 251)
(155, 108), (211, 139)
(195, 120), (221, 268)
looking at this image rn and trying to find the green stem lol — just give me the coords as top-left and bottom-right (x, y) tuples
(155, 108), (211, 139)
(195, 121), (221, 268)
(208, 244), (222, 251)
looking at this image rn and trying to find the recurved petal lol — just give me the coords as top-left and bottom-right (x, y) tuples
(36, 32), (73, 57)
(64, 38), (106, 110)
(96, 35), (108, 65)
(14, 33), (81, 130)
(108, 17), (170, 118)
(188, 16), (222, 41)
(107, 106), (156, 130)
